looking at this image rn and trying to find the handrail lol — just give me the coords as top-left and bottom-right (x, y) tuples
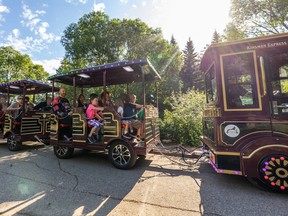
(259, 56), (267, 97)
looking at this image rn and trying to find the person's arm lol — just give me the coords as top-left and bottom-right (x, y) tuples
(94, 112), (104, 121)
(93, 106), (104, 111)
(52, 97), (67, 116)
(135, 103), (143, 109)
(7, 102), (19, 111)
(52, 97), (60, 112)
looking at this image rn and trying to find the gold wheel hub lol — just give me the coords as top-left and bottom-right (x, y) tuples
(275, 168), (288, 179)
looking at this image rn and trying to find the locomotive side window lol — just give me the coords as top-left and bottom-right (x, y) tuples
(205, 64), (217, 104)
(221, 52), (260, 109)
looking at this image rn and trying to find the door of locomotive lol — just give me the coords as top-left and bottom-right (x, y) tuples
(264, 48), (288, 137)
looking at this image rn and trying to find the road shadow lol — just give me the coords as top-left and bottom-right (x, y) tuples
(0, 139), (47, 153)
(0, 145), (152, 216)
(197, 161), (288, 216)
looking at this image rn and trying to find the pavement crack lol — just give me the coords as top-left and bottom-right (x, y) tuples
(56, 159), (79, 191)
(22, 160), (52, 172)
(73, 189), (200, 214)
(119, 198), (201, 214)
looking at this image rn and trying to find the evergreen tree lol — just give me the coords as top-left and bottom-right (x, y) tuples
(180, 38), (203, 92)
(170, 35), (177, 46)
(212, 30), (221, 43)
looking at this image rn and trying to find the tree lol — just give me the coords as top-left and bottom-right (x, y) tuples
(59, 11), (183, 116)
(211, 30), (221, 43)
(222, 22), (247, 42)
(0, 46), (49, 83)
(230, 0), (288, 36)
(170, 35), (177, 46)
(180, 38), (203, 92)
(60, 12), (122, 69)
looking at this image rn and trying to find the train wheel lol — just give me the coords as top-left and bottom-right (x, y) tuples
(108, 141), (136, 169)
(7, 134), (21, 151)
(53, 146), (74, 159)
(258, 155), (288, 193)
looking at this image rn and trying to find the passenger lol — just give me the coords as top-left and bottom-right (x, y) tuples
(98, 91), (112, 107)
(77, 94), (87, 113)
(0, 94), (8, 112)
(7, 95), (24, 121)
(119, 95), (133, 139)
(25, 96), (34, 111)
(34, 97), (52, 111)
(86, 94), (104, 143)
(52, 87), (73, 139)
(123, 94), (144, 140)
(114, 97), (124, 116)
(52, 87), (72, 121)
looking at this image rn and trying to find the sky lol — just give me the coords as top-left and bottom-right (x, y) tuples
(0, 0), (231, 74)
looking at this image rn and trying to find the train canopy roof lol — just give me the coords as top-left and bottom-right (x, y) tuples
(48, 58), (161, 88)
(0, 79), (58, 95)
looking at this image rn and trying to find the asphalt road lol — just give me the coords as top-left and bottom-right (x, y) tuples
(0, 141), (287, 216)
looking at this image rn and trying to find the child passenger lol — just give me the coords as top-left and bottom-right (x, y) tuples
(115, 95), (132, 139)
(86, 94), (104, 143)
(123, 94), (143, 140)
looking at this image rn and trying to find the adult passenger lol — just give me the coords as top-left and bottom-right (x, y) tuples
(34, 97), (52, 111)
(77, 94), (87, 113)
(0, 94), (8, 112)
(7, 95), (24, 121)
(52, 87), (73, 139)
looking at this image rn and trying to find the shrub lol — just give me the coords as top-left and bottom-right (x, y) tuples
(160, 89), (205, 146)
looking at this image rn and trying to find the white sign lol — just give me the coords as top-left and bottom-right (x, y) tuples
(224, 124), (240, 138)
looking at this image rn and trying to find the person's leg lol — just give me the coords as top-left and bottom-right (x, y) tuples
(89, 127), (96, 137)
(136, 123), (143, 141)
(137, 128), (141, 136)
(129, 124), (134, 135)
(88, 120), (97, 143)
(88, 127), (96, 143)
(124, 122), (129, 134)
(93, 127), (100, 141)
(122, 121), (131, 139)
(61, 116), (73, 138)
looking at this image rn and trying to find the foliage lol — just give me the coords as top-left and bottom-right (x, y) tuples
(179, 38), (204, 92)
(230, 0), (288, 36)
(222, 22), (247, 42)
(59, 11), (183, 116)
(0, 46), (49, 83)
(160, 89), (206, 146)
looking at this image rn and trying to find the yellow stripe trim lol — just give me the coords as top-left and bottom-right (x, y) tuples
(242, 144), (288, 159)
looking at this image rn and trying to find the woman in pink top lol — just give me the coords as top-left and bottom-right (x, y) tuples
(86, 94), (104, 143)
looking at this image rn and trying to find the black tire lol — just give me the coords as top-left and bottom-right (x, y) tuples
(108, 140), (137, 169)
(7, 134), (22, 151)
(53, 146), (74, 159)
(256, 155), (288, 193)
